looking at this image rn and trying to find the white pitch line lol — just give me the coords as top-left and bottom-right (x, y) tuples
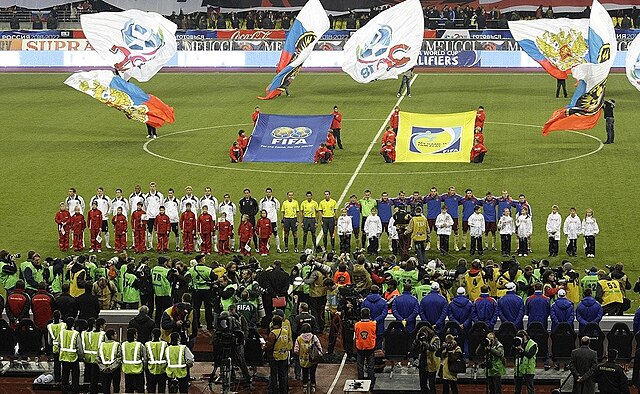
(315, 74), (418, 246)
(326, 353), (348, 394)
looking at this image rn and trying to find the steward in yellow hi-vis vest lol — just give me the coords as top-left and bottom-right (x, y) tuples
(46, 310), (64, 382)
(122, 328), (146, 393)
(146, 328), (168, 393)
(59, 318), (83, 394)
(165, 332), (194, 394)
(98, 329), (122, 393)
(596, 271), (624, 315)
(82, 318), (106, 394)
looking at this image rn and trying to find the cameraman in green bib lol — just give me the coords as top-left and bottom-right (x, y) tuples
(185, 254), (217, 330)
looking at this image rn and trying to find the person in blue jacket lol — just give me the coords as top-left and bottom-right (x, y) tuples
(576, 288), (603, 336)
(472, 285), (498, 331)
(419, 282), (448, 334)
(362, 284), (388, 349)
(392, 282), (420, 332)
(448, 287), (473, 357)
(497, 282), (525, 330)
(550, 289), (574, 332)
(525, 282), (551, 330)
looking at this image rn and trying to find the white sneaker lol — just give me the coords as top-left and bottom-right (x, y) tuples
(106, 244), (112, 249)
(455, 246), (460, 252)
(146, 135), (152, 139)
(89, 249), (94, 253)
(408, 94), (412, 98)
(396, 93), (401, 98)
(277, 248), (282, 253)
(152, 135), (158, 139)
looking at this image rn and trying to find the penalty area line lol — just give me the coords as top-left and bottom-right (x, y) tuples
(314, 73), (418, 247)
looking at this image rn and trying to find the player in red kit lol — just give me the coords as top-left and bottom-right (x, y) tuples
(470, 138), (488, 163)
(314, 143), (333, 164)
(238, 214), (254, 256)
(180, 202), (197, 253)
(70, 206), (86, 251)
(237, 129), (250, 153)
(326, 130), (337, 152)
(229, 141), (243, 163)
(131, 202), (147, 253)
(112, 206), (128, 252)
(390, 106), (400, 133)
(55, 202), (71, 251)
(88, 201), (103, 252)
(256, 210), (272, 256)
(217, 212), (232, 255)
(380, 140), (396, 163)
(475, 106), (486, 130)
(154, 206), (172, 252)
(198, 205), (215, 255)
(252, 106), (260, 125)
(331, 105), (343, 149)
(381, 126), (396, 146)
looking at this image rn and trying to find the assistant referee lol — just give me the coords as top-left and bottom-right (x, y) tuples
(281, 191), (300, 253)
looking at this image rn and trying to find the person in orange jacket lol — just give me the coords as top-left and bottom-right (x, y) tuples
(70, 206), (86, 251)
(381, 126), (396, 146)
(230, 141), (244, 163)
(470, 138), (488, 163)
(55, 202), (71, 251)
(326, 129), (337, 152)
(256, 209), (272, 256)
(314, 143), (333, 164)
(238, 214), (254, 256)
(236, 129), (250, 152)
(380, 141), (396, 163)
(111, 206), (128, 252)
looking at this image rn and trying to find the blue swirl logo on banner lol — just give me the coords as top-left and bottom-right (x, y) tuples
(409, 127), (462, 154)
(243, 114), (333, 163)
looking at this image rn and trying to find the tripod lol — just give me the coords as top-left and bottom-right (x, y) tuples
(483, 349), (490, 394)
(209, 346), (236, 394)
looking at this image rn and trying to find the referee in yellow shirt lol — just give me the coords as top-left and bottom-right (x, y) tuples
(300, 191), (319, 250)
(318, 190), (338, 252)
(281, 191), (300, 253)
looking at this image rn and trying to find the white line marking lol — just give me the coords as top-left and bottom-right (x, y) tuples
(327, 353), (348, 394)
(143, 120), (603, 176)
(314, 74), (418, 247)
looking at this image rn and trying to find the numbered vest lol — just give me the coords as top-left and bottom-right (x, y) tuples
(146, 341), (168, 375)
(122, 272), (141, 303)
(122, 341), (144, 375)
(152, 266), (172, 296)
(464, 272), (485, 301)
(272, 327), (292, 361)
(598, 279), (623, 306)
(411, 216), (429, 241)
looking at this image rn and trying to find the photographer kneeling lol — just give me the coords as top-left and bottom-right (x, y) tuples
(476, 332), (506, 394)
(513, 330), (538, 394)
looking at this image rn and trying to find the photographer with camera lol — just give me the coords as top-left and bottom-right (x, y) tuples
(412, 323), (441, 394)
(516, 265), (536, 300)
(185, 254), (217, 330)
(436, 334), (463, 394)
(0, 251), (20, 294)
(264, 314), (293, 394)
(476, 332), (506, 394)
(160, 294), (194, 343)
(609, 263), (631, 314)
(210, 310), (251, 387)
(596, 269), (625, 315)
(513, 330), (537, 394)
(336, 283), (362, 361)
(304, 257), (330, 331)
(20, 251), (44, 296)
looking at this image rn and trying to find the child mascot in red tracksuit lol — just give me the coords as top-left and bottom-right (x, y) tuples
(380, 140), (396, 163)
(112, 207), (128, 252)
(256, 210), (272, 256)
(230, 141), (244, 163)
(217, 213), (232, 255)
(55, 202), (71, 251)
(180, 202), (197, 254)
(238, 214), (254, 256)
(70, 206), (86, 252)
(198, 205), (215, 255)
(155, 206), (172, 252)
(131, 202), (147, 253)
(88, 201), (103, 252)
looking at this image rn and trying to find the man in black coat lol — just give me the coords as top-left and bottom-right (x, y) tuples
(128, 305), (155, 343)
(55, 283), (77, 320)
(76, 282), (100, 320)
(594, 349), (630, 394)
(569, 336), (598, 394)
(258, 261), (290, 327)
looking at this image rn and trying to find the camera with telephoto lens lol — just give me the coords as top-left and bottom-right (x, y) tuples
(481, 337), (491, 347)
(7, 253), (21, 262)
(513, 336), (523, 349)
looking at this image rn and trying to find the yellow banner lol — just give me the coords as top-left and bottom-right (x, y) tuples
(395, 110), (476, 163)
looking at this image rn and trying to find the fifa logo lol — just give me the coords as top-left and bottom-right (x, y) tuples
(271, 127), (313, 145)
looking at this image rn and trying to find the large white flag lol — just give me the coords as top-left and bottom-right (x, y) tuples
(626, 34), (640, 91)
(81, 10), (177, 82)
(342, 0), (423, 83)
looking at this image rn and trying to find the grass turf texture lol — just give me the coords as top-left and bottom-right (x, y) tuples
(2, 72), (638, 307)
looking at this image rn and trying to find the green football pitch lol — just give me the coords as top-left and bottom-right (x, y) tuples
(2, 72), (638, 305)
